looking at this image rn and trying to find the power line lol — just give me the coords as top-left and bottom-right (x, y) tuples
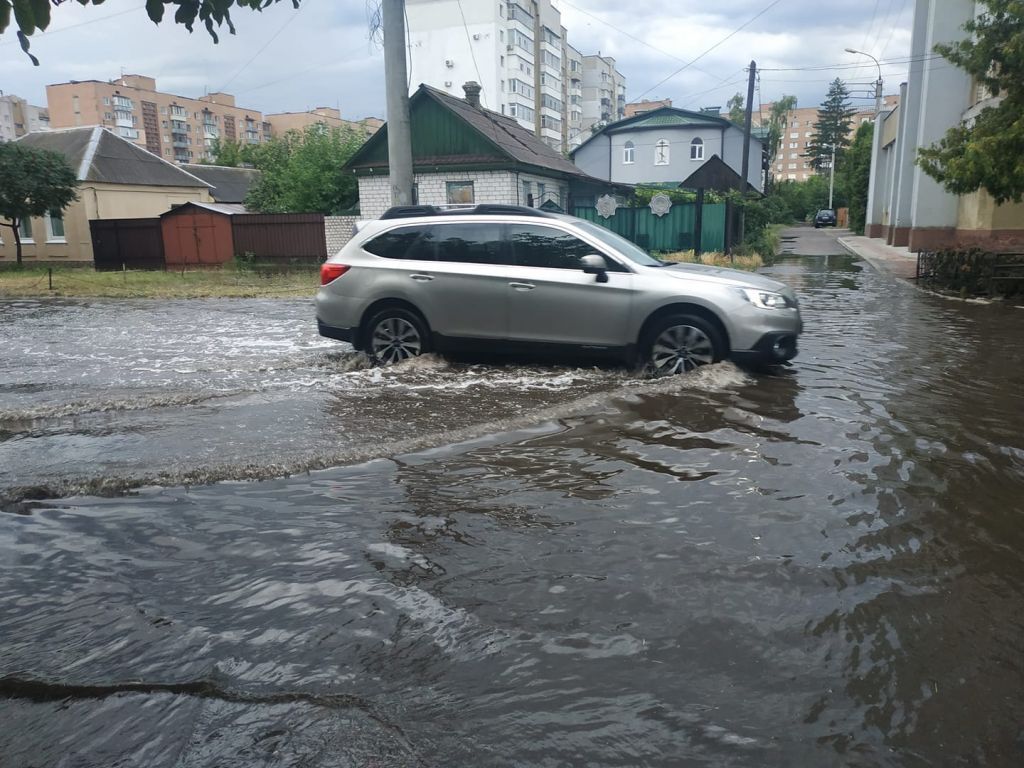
(633, 0), (785, 102)
(0, 3), (145, 47)
(216, 0), (311, 92)
(455, 0), (484, 106)
(758, 52), (943, 72)
(553, 0), (734, 85)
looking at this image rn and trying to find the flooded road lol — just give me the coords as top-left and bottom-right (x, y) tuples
(2, 249), (1024, 766)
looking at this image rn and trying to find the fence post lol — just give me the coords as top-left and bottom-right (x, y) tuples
(48, 267), (53, 291)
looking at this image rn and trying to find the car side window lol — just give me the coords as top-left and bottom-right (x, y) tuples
(362, 226), (433, 260)
(430, 223), (510, 265)
(509, 224), (627, 272)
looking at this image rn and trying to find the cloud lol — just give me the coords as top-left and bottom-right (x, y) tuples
(0, 0), (916, 123)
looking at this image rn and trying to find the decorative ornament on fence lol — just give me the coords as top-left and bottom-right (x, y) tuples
(596, 194), (618, 219)
(649, 193), (673, 217)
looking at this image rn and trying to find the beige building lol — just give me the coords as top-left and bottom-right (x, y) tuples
(759, 95), (901, 182)
(264, 107), (383, 138)
(0, 93), (49, 141)
(578, 54), (626, 146)
(46, 74), (270, 164)
(624, 99), (673, 118)
(0, 127), (212, 264)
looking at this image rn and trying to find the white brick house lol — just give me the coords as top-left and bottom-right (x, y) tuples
(346, 83), (621, 218)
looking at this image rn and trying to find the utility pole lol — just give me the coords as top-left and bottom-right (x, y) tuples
(828, 142), (836, 210)
(382, 0), (414, 207)
(740, 60), (756, 190)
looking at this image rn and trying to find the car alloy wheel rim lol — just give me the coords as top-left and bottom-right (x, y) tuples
(371, 317), (422, 364)
(650, 324), (714, 375)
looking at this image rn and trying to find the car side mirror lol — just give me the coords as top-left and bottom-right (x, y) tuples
(581, 254), (609, 283)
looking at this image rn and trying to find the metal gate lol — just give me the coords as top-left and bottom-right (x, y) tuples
(572, 203), (727, 253)
(89, 219), (165, 271)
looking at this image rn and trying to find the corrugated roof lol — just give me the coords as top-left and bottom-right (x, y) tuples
(181, 164), (260, 203)
(627, 114), (712, 128)
(164, 201), (248, 216)
(16, 127), (211, 189)
(420, 86), (591, 179)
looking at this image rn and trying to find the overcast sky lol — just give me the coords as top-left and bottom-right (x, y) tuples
(0, 0), (916, 120)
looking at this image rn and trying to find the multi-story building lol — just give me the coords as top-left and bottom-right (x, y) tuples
(0, 93), (49, 141)
(264, 108), (383, 138)
(406, 1), (625, 154)
(624, 99), (672, 119)
(758, 96), (900, 182)
(46, 75), (270, 164)
(579, 54), (626, 144)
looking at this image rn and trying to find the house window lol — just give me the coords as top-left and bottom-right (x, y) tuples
(654, 139), (670, 165)
(623, 140), (635, 164)
(18, 217), (33, 242)
(522, 180), (533, 207)
(690, 137), (704, 161)
(446, 181), (475, 205)
(790, 132), (799, 139)
(45, 210), (66, 241)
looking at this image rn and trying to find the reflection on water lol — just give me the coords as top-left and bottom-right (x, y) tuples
(2, 257), (1024, 766)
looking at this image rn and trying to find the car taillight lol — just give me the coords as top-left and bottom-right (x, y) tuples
(321, 264), (351, 285)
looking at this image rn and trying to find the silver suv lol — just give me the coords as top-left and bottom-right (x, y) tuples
(316, 205), (802, 375)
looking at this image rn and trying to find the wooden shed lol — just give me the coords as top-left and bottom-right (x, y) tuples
(161, 202), (245, 269)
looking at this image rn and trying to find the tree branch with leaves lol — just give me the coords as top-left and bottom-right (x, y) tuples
(917, 0), (1024, 204)
(0, 0), (301, 65)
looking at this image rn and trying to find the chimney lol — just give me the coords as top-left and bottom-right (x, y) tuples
(463, 81), (482, 109)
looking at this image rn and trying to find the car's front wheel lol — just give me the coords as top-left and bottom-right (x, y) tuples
(364, 307), (431, 366)
(641, 314), (724, 376)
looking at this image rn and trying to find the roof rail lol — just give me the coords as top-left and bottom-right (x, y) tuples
(379, 203), (555, 220)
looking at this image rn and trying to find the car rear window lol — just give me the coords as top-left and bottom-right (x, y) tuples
(363, 226), (432, 260)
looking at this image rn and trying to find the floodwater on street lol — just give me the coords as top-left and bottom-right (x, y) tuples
(1, 247), (1023, 766)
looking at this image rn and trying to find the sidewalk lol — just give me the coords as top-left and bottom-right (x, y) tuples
(836, 234), (918, 280)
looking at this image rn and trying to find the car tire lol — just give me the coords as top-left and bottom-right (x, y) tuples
(363, 307), (432, 366)
(641, 314), (725, 376)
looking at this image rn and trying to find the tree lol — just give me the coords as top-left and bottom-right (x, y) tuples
(805, 78), (856, 173)
(206, 137), (254, 167)
(0, 0), (300, 65)
(764, 95), (798, 191)
(727, 92), (745, 125)
(0, 143), (79, 267)
(244, 124), (366, 214)
(917, 1), (1024, 203)
(838, 121), (874, 234)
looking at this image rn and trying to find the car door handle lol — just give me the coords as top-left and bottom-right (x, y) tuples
(509, 282), (535, 291)
(409, 273), (434, 282)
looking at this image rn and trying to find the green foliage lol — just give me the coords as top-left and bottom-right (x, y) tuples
(727, 92), (745, 125)
(0, 0), (301, 65)
(838, 121), (873, 234)
(207, 137), (254, 168)
(917, 0), (1024, 203)
(805, 79), (856, 173)
(764, 95), (798, 191)
(244, 124), (366, 214)
(767, 176), (836, 221)
(0, 142), (79, 266)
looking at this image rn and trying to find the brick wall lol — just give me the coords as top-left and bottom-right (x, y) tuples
(324, 215), (359, 256)
(358, 170), (566, 218)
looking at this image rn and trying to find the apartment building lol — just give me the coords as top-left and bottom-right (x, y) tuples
(406, 0), (625, 154)
(264, 108), (384, 138)
(579, 54), (626, 143)
(624, 99), (673, 119)
(0, 93), (49, 141)
(759, 95), (901, 182)
(46, 75), (270, 164)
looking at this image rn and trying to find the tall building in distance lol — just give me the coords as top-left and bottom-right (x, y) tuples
(0, 93), (49, 141)
(406, 0), (626, 153)
(46, 74), (270, 164)
(758, 95), (901, 182)
(264, 108), (384, 139)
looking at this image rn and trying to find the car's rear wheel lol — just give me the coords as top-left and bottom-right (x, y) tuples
(365, 307), (431, 366)
(642, 314), (724, 376)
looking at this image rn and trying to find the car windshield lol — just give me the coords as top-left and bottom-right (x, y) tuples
(569, 219), (665, 267)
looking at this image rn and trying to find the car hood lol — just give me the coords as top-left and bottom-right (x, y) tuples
(657, 262), (792, 293)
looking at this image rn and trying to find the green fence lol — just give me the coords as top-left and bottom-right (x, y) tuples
(572, 203), (726, 253)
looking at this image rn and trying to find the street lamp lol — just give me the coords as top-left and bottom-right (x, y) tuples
(846, 47), (884, 234)
(844, 47), (883, 116)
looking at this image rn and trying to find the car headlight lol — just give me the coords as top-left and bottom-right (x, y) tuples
(739, 287), (789, 309)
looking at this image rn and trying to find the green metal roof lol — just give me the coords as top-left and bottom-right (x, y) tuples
(625, 113), (716, 128)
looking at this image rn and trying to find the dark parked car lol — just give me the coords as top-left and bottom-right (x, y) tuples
(814, 209), (837, 228)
